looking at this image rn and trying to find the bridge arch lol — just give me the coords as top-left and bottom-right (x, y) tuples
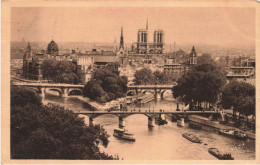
(161, 89), (173, 99)
(68, 88), (83, 96)
(142, 90), (155, 95)
(47, 88), (62, 96)
(126, 90), (135, 96)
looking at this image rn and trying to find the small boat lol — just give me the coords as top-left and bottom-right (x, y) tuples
(218, 129), (236, 137)
(208, 148), (234, 160)
(219, 129), (248, 140)
(113, 128), (135, 142)
(234, 130), (248, 140)
(155, 116), (168, 125)
(182, 133), (201, 143)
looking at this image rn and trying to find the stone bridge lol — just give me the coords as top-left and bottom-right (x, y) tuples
(13, 82), (84, 97)
(127, 83), (177, 99)
(13, 82), (177, 98)
(75, 110), (220, 127)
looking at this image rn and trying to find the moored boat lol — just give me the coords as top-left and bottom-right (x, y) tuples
(208, 148), (234, 160)
(155, 115), (168, 125)
(182, 133), (201, 143)
(218, 129), (236, 137)
(219, 129), (248, 140)
(113, 128), (135, 142)
(234, 130), (248, 140)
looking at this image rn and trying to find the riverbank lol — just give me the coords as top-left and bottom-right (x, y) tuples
(188, 115), (255, 140)
(75, 96), (125, 111)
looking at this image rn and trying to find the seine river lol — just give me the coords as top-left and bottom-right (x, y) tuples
(43, 93), (255, 160)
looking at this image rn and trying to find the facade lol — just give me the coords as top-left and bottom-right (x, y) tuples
(130, 20), (165, 54)
(77, 55), (94, 82)
(228, 67), (255, 77)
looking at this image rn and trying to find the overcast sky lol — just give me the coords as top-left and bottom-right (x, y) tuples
(11, 7), (255, 47)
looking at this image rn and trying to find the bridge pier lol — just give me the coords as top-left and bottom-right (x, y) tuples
(148, 117), (155, 127)
(119, 117), (126, 128)
(60, 88), (69, 97)
(178, 118), (185, 127)
(154, 89), (162, 99)
(40, 88), (46, 99)
(155, 92), (161, 99)
(89, 117), (95, 126)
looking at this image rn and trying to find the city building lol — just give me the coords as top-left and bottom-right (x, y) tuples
(22, 23), (199, 84)
(22, 40), (94, 82)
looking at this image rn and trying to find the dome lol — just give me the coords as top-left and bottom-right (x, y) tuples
(46, 39), (59, 55)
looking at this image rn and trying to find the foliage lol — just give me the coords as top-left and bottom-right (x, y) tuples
(83, 65), (128, 103)
(134, 68), (154, 85)
(153, 70), (177, 84)
(172, 59), (226, 110)
(221, 80), (255, 122)
(134, 68), (176, 85)
(197, 53), (214, 65)
(11, 86), (42, 107)
(42, 59), (80, 84)
(11, 86), (115, 159)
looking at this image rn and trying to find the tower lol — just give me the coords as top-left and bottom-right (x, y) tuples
(153, 29), (164, 54)
(189, 46), (197, 66)
(119, 26), (124, 49)
(23, 42), (33, 79)
(137, 20), (149, 54)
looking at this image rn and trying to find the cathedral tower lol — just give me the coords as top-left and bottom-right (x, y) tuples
(153, 29), (164, 54)
(136, 20), (149, 54)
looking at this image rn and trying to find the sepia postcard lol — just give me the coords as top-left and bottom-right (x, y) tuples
(1, 0), (260, 164)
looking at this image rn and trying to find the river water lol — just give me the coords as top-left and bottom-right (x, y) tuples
(42, 93), (255, 160)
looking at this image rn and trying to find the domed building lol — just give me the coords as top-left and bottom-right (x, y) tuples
(23, 39), (95, 82)
(46, 39), (59, 55)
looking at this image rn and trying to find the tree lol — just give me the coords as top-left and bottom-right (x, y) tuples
(11, 86), (115, 159)
(83, 67), (128, 103)
(153, 70), (176, 85)
(11, 86), (42, 107)
(134, 68), (154, 85)
(42, 59), (81, 84)
(42, 59), (58, 82)
(221, 80), (255, 125)
(197, 53), (214, 65)
(173, 61), (226, 110)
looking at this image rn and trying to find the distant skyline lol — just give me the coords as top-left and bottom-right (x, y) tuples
(11, 7), (255, 48)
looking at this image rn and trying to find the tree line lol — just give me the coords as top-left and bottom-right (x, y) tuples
(134, 68), (177, 85)
(172, 54), (255, 127)
(41, 59), (81, 84)
(11, 85), (117, 159)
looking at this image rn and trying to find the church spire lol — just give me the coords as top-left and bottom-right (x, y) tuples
(146, 18), (148, 30)
(119, 26), (124, 49)
(190, 46), (197, 57)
